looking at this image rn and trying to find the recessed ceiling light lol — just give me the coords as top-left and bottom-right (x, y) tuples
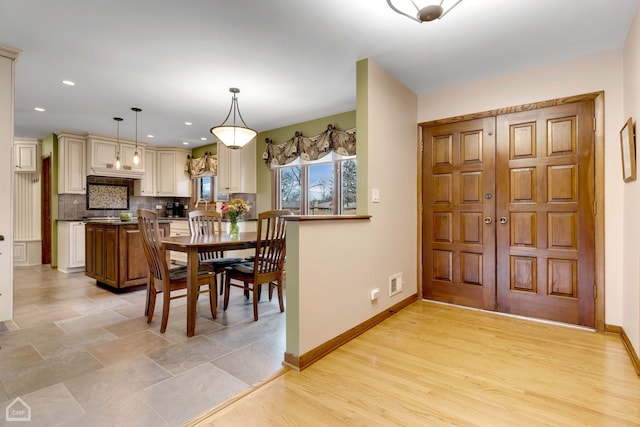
(146, 134), (154, 138)
(200, 137), (207, 141)
(182, 141), (189, 145)
(34, 107), (45, 112)
(62, 80), (75, 86)
(184, 122), (192, 126)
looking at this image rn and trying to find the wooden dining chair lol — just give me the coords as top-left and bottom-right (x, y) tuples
(223, 209), (293, 321)
(138, 208), (217, 333)
(188, 210), (244, 295)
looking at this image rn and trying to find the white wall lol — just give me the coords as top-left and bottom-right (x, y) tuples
(623, 8), (640, 359)
(290, 59), (418, 355)
(417, 50), (626, 328)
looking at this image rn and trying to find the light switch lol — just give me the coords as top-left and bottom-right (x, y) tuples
(372, 188), (380, 203)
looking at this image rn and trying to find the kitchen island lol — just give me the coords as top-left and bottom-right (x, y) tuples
(85, 219), (170, 290)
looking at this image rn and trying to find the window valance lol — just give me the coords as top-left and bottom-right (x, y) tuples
(185, 152), (217, 179)
(264, 124), (356, 169)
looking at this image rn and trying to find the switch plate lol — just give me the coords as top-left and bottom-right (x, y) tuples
(370, 288), (380, 301)
(372, 188), (380, 203)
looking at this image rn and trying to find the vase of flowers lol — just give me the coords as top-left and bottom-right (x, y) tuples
(221, 198), (250, 239)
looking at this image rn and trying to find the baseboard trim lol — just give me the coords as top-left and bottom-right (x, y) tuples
(284, 294), (418, 371)
(606, 324), (640, 376)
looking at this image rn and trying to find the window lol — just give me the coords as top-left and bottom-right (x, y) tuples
(196, 176), (216, 204)
(274, 152), (356, 215)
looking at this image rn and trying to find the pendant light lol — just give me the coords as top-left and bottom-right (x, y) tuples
(386, 0), (463, 23)
(131, 107), (141, 165)
(210, 87), (256, 149)
(114, 117), (123, 169)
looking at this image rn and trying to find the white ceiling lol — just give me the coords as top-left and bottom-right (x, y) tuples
(1, 0), (638, 148)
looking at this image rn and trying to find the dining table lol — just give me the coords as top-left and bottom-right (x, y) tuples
(161, 231), (258, 337)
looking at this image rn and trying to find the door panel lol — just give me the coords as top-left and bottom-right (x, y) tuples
(495, 101), (595, 327)
(421, 100), (595, 328)
(422, 118), (496, 310)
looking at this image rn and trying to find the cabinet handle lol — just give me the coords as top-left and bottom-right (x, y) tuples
(484, 217), (493, 224)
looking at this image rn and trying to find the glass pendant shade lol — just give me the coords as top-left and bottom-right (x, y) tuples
(133, 150), (140, 165)
(114, 156), (121, 170)
(211, 125), (256, 149)
(210, 88), (256, 149)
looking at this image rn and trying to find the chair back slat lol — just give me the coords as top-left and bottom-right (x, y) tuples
(188, 210), (225, 261)
(254, 210), (293, 276)
(138, 209), (170, 292)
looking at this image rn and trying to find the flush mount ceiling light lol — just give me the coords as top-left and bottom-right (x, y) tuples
(386, 0), (463, 23)
(210, 87), (256, 150)
(131, 107), (142, 165)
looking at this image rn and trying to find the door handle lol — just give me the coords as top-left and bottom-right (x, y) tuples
(484, 217), (493, 224)
(499, 217), (508, 224)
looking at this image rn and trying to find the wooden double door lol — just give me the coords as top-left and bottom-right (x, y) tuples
(422, 100), (595, 327)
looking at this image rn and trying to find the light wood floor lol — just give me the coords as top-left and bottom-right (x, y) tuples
(190, 301), (640, 426)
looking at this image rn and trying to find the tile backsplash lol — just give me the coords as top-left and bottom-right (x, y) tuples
(58, 176), (256, 220)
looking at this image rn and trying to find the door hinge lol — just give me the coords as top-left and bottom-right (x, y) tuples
(594, 283), (597, 299)
(593, 200), (597, 216)
(420, 140), (424, 152)
(593, 116), (596, 132)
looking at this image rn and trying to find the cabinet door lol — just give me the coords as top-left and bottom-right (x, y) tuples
(156, 150), (176, 196)
(173, 149), (191, 197)
(135, 148), (156, 196)
(90, 139), (118, 168)
(217, 140), (256, 193)
(59, 136), (86, 194)
(70, 222), (85, 267)
(14, 143), (37, 172)
(120, 144), (145, 172)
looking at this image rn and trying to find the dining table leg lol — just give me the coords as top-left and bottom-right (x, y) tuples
(186, 246), (199, 337)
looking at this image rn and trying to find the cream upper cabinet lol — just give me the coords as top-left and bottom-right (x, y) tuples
(156, 150), (176, 196)
(57, 133), (86, 194)
(217, 139), (256, 194)
(14, 139), (38, 173)
(155, 148), (191, 197)
(86, 135), (145, 178)
(134, 148), (156, 196)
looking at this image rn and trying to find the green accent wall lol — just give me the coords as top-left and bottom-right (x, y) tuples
(41, 133), (58, 267)
(356, 59), (369, 215)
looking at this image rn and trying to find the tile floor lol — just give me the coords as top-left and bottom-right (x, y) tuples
(0, 265), (286, 426)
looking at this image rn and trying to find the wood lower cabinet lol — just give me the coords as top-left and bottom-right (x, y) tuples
(85, 222), (169, 289)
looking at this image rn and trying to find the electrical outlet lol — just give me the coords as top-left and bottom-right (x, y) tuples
(389, 273), (402, 296)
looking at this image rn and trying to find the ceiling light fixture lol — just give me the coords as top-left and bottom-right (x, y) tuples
(386, 0), (463, 23)
(114, 117), (123, 170)
(131, 107), (142, 165)
(210, 87), (256, 150)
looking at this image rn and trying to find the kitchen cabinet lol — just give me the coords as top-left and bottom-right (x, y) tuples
(58, 221), (86, 273)
(85, 221), (169, 289)
(168, 219), (190, 265)
(57, 132), (86, 194)
(134, 148), (156, 196)
(155, 148), (191, 197)
(14, 139), (38, 173)
(217, 139), (256, 194)
(86, 135), (145, 178)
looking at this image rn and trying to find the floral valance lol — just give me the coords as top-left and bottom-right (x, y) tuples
(185, 152), (217, 179)
(264, 124), (356, 169)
